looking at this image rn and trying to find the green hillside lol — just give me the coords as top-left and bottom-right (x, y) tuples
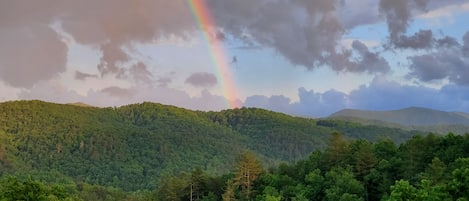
(329, 107), (469, 134)
(331, 107), (469, 126)
(0, 100), (421, 192)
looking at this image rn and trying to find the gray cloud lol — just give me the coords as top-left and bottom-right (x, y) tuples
(408, 32), (469, 85)
(339, 0), (381, 29)
(156, 77), (172, 87)
(0, 0), (196, 88)
(185, 72), (217, 87)
(392, 29), (434, 49)
(379, 0), (429, 48)
(75, 71), (98, 80)
(19, 83), (231, 111)
(351, 40), (390, 73)
(436, 36), (460, 48)
(208, 0), (347, 70)
(245, 88), (348, 117)
(130, 62), (152, 85)
(101, 86), (134, 98)
(0, 25), (67, 88)
(463, 32), (469, 57)
(244, 76), (469, 117)
(3, 0), (462, 90)
(378, 0), (464, 50)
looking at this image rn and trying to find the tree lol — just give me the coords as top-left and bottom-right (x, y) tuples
(304, 169), (324, 201)
(234, 151), (263, 200)
(323, 132), (350, 168)
(448, 158), (469, 201)
(385, 180), (418, 201)
(423, 157), (447, 185)
(189, 168), (208, 201)
(323, 167), (365, 201)
(351, 140), (377, 179)
(222, 179), (236, 201)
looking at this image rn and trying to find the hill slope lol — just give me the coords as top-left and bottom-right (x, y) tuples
(0, 100), (420, 191)
(330, 107), (469, 126)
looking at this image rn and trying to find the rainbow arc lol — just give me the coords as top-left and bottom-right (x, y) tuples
(187, 0), (240, 109)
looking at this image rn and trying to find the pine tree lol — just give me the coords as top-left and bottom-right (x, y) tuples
(234, 151), (263, 200)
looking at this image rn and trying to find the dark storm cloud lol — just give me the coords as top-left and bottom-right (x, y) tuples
(185, 72), (218, 87)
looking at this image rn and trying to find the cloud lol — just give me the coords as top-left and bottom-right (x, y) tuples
(463, 32), (469, 57)
(4, 0), (461, 90)
(379, 0), (430, 48)
(18, 80), (83, 103)
(156, 77), (172, 87)
(185, 72), (218, 87)
(75, 71), (98, 80)
(418, 1), (469, 20)
(245, 88), (348, 117)
(0, 25), (67, 88)
(130, 62), (153, 85)
(408, 32), (469, 85)
(391, 29), (435, 49)
(348, 76), (469, 112)
(18, 82), (230, 111)
(339, 0), (381, 29)
(0, 0), (196, 88)
(101, 86), (134, 98)
(245, 76), (469, 117)
(350, 40), (390, 73)
(209, 0), (368, 72)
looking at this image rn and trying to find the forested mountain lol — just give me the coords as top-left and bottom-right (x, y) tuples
(0, 100), (465, 200)
(155, 133), (469, 201)
(0, 100), (423, 191)
(330, 107), (469, 126)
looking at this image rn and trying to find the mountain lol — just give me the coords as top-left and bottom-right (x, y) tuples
(0, 100), (421, 191)
(330, 107), (469, 127)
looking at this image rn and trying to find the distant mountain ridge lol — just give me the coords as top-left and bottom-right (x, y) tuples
(330, 107), (469, 126)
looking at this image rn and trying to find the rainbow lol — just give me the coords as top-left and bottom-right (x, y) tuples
(186, 0), (240, 109)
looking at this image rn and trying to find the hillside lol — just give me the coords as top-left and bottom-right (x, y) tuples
(0, 100), (421, 191)
(330, 107), (469, 126)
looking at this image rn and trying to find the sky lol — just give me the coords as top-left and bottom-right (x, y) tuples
(0, 0), (469, 117)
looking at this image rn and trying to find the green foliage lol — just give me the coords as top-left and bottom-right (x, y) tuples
(1, 100), (468, 200)
(156, 132), (469, 201)
(0, 100), (420, 192)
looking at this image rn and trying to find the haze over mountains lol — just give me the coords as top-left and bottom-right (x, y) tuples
(330, 107), (469, 126)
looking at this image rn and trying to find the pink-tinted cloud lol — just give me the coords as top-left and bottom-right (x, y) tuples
(185, 72), (218, 87)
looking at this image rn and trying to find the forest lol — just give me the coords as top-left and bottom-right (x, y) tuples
(0, 101), (467, 200)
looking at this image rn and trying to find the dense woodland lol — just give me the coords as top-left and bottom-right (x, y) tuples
(0, 100), (467, 200)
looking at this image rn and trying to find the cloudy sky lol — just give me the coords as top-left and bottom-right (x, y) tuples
(1, 0), (468, 117)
